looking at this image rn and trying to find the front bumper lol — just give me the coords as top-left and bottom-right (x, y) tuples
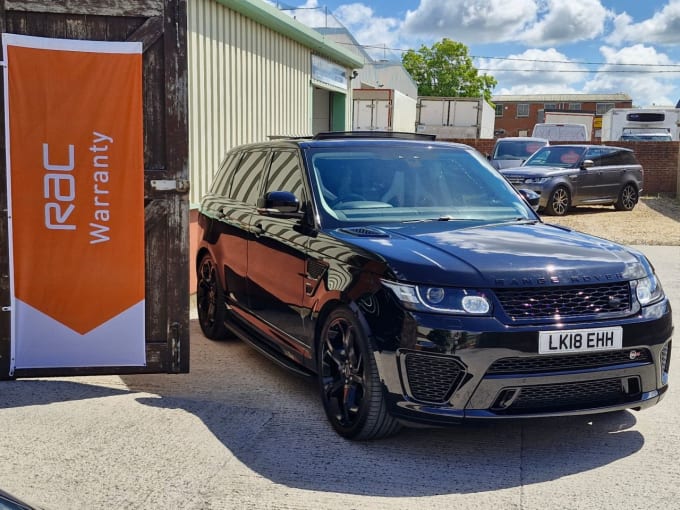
(370, 299), (673, 426)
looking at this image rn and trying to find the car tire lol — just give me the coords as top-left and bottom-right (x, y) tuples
(614, 183), (638, 211)
(196, 253), (230, 340)
(545, 186), (571, 216)
(317, 306), (401, 440)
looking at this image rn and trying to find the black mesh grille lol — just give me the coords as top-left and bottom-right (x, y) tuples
(404, 353), (464, 403)
(488, 349), (651, 375)
(494, 282), (631, 320)
(497, 378), (636, 414)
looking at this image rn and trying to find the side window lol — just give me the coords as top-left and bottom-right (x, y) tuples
(210, 152), (241, 196)
(264, 150), (305, 199)
(584, 148), (603, 165)
(606, 149), (638, 166)
(230, 150), (270, 205)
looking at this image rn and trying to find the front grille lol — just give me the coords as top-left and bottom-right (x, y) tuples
(487, 349), (652, 375)
(506, 177), (525, 185)
(494, 377), (639, 415)
(403, 353), (464, 403)
(494, 282), (631, 320)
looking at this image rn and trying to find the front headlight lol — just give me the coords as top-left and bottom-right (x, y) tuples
(634, 275), (664, 306)
(524, 177), (549, 184)
(382, 280), (492, 315)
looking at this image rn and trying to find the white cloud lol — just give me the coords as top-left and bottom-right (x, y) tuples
(479, 49), (588, 94)
(584, 45), (678, 106)
(520, 0), (612, 47)
(333, 3), (401, 52)
(606, 1), (680, 46)
(402, 0), (538, 44)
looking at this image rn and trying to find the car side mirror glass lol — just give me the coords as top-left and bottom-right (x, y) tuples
(257, 190), (302, 216)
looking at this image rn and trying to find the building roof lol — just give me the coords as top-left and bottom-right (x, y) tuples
(491, 93), (632, 103)
(216, 0), (363, 69)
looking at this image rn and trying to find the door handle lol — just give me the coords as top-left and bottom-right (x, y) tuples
(253, 223), (264, 236)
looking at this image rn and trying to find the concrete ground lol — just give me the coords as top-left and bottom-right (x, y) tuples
(0, 246), (678, 510)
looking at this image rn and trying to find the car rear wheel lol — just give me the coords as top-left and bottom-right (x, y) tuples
(545, 186), (570, 216)
(196, 253), (230, 340)
(614, 183), (638, 211)
(317, 307), (401, 440)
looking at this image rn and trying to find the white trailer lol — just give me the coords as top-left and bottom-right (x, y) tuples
(542, 111), (594, 140)
(600, 108), (680, 141)
(415, 97), (495, 139)
(352, 88), (417, 132)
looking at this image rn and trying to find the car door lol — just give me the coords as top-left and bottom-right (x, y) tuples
(246, 149), (313, 363)
(576, 147), (605, 203)
(598, 147), (632, 199)
(208, 149), (270, 311)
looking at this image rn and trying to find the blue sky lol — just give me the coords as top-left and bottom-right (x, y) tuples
(278, 1), (680, 107)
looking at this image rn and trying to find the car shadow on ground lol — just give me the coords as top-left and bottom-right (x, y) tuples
(119, 319), (644, 498)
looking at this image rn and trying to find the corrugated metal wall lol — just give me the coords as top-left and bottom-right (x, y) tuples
(188, 0), (315, 204)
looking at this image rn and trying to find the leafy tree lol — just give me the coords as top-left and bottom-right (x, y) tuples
(402, 38), (497, 102)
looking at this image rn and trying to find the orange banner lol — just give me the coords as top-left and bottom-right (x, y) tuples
(4, 34), (145, 369)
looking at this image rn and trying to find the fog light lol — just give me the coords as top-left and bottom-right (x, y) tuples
(462, 295), (490, 314)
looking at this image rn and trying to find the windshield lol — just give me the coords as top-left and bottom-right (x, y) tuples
(523, 146), (585, 168)
(493, 140), (546, 160)
(308, 146), (536, 227)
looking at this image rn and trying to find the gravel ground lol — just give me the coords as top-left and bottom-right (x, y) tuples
(542, 194), (680, 245)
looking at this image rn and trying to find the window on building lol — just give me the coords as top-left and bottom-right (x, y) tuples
(568, 103), (581, 111)
(596, 103), (615, 115)
(495, 104), (504, 117)
(517, 104), (529, 117)
(544, 103), (558, 111)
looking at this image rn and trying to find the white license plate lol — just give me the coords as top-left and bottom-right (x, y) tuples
(538, 327), (623, 354)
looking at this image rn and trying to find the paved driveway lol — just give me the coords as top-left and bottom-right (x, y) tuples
(0, 246), (678, 510)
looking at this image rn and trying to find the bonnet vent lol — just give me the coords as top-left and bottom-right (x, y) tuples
(339, 227), (390, 238)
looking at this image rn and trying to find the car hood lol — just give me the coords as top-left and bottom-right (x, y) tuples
(331, 221), (647, 287)
(500, 165), (573, 178)
(491, 158), (527, 170)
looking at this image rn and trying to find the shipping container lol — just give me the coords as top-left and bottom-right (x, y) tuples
(352, 88), (416, 132)
(415, 97), (495, 139)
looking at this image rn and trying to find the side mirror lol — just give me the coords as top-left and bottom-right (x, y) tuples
(257, 191), (302, 217)
(581, 159), (594, 169)
(518, 188), (540, 211)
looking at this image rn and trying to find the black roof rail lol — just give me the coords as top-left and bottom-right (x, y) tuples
(267, 135), (313, 140)
(313, 131), (437, 141)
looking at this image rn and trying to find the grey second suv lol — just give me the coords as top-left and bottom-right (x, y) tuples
(500, 144), (643, 216)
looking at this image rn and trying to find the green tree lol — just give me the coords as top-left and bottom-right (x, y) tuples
(402, 38), (497, 102)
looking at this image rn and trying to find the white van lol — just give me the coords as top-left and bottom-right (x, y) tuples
(532, 123), (588, 141)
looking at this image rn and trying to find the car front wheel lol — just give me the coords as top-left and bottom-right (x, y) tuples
(614, 183), (638, 211)
(196, 253), (230, 340)
(545, 186), (571, 216)
(317, 307), (400, 440)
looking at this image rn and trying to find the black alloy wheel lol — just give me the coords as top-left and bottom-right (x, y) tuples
(614, 183), (638, 211)
(317, 307), (400, 440)
(196, 253), (229, 340)
(545, 186), (571, 216)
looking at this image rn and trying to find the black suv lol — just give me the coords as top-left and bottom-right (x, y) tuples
(500, 144), (643, 216)
(196, 132), (672, 440)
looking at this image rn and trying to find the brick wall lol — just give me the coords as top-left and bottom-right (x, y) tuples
(445, 139), (679, 195)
